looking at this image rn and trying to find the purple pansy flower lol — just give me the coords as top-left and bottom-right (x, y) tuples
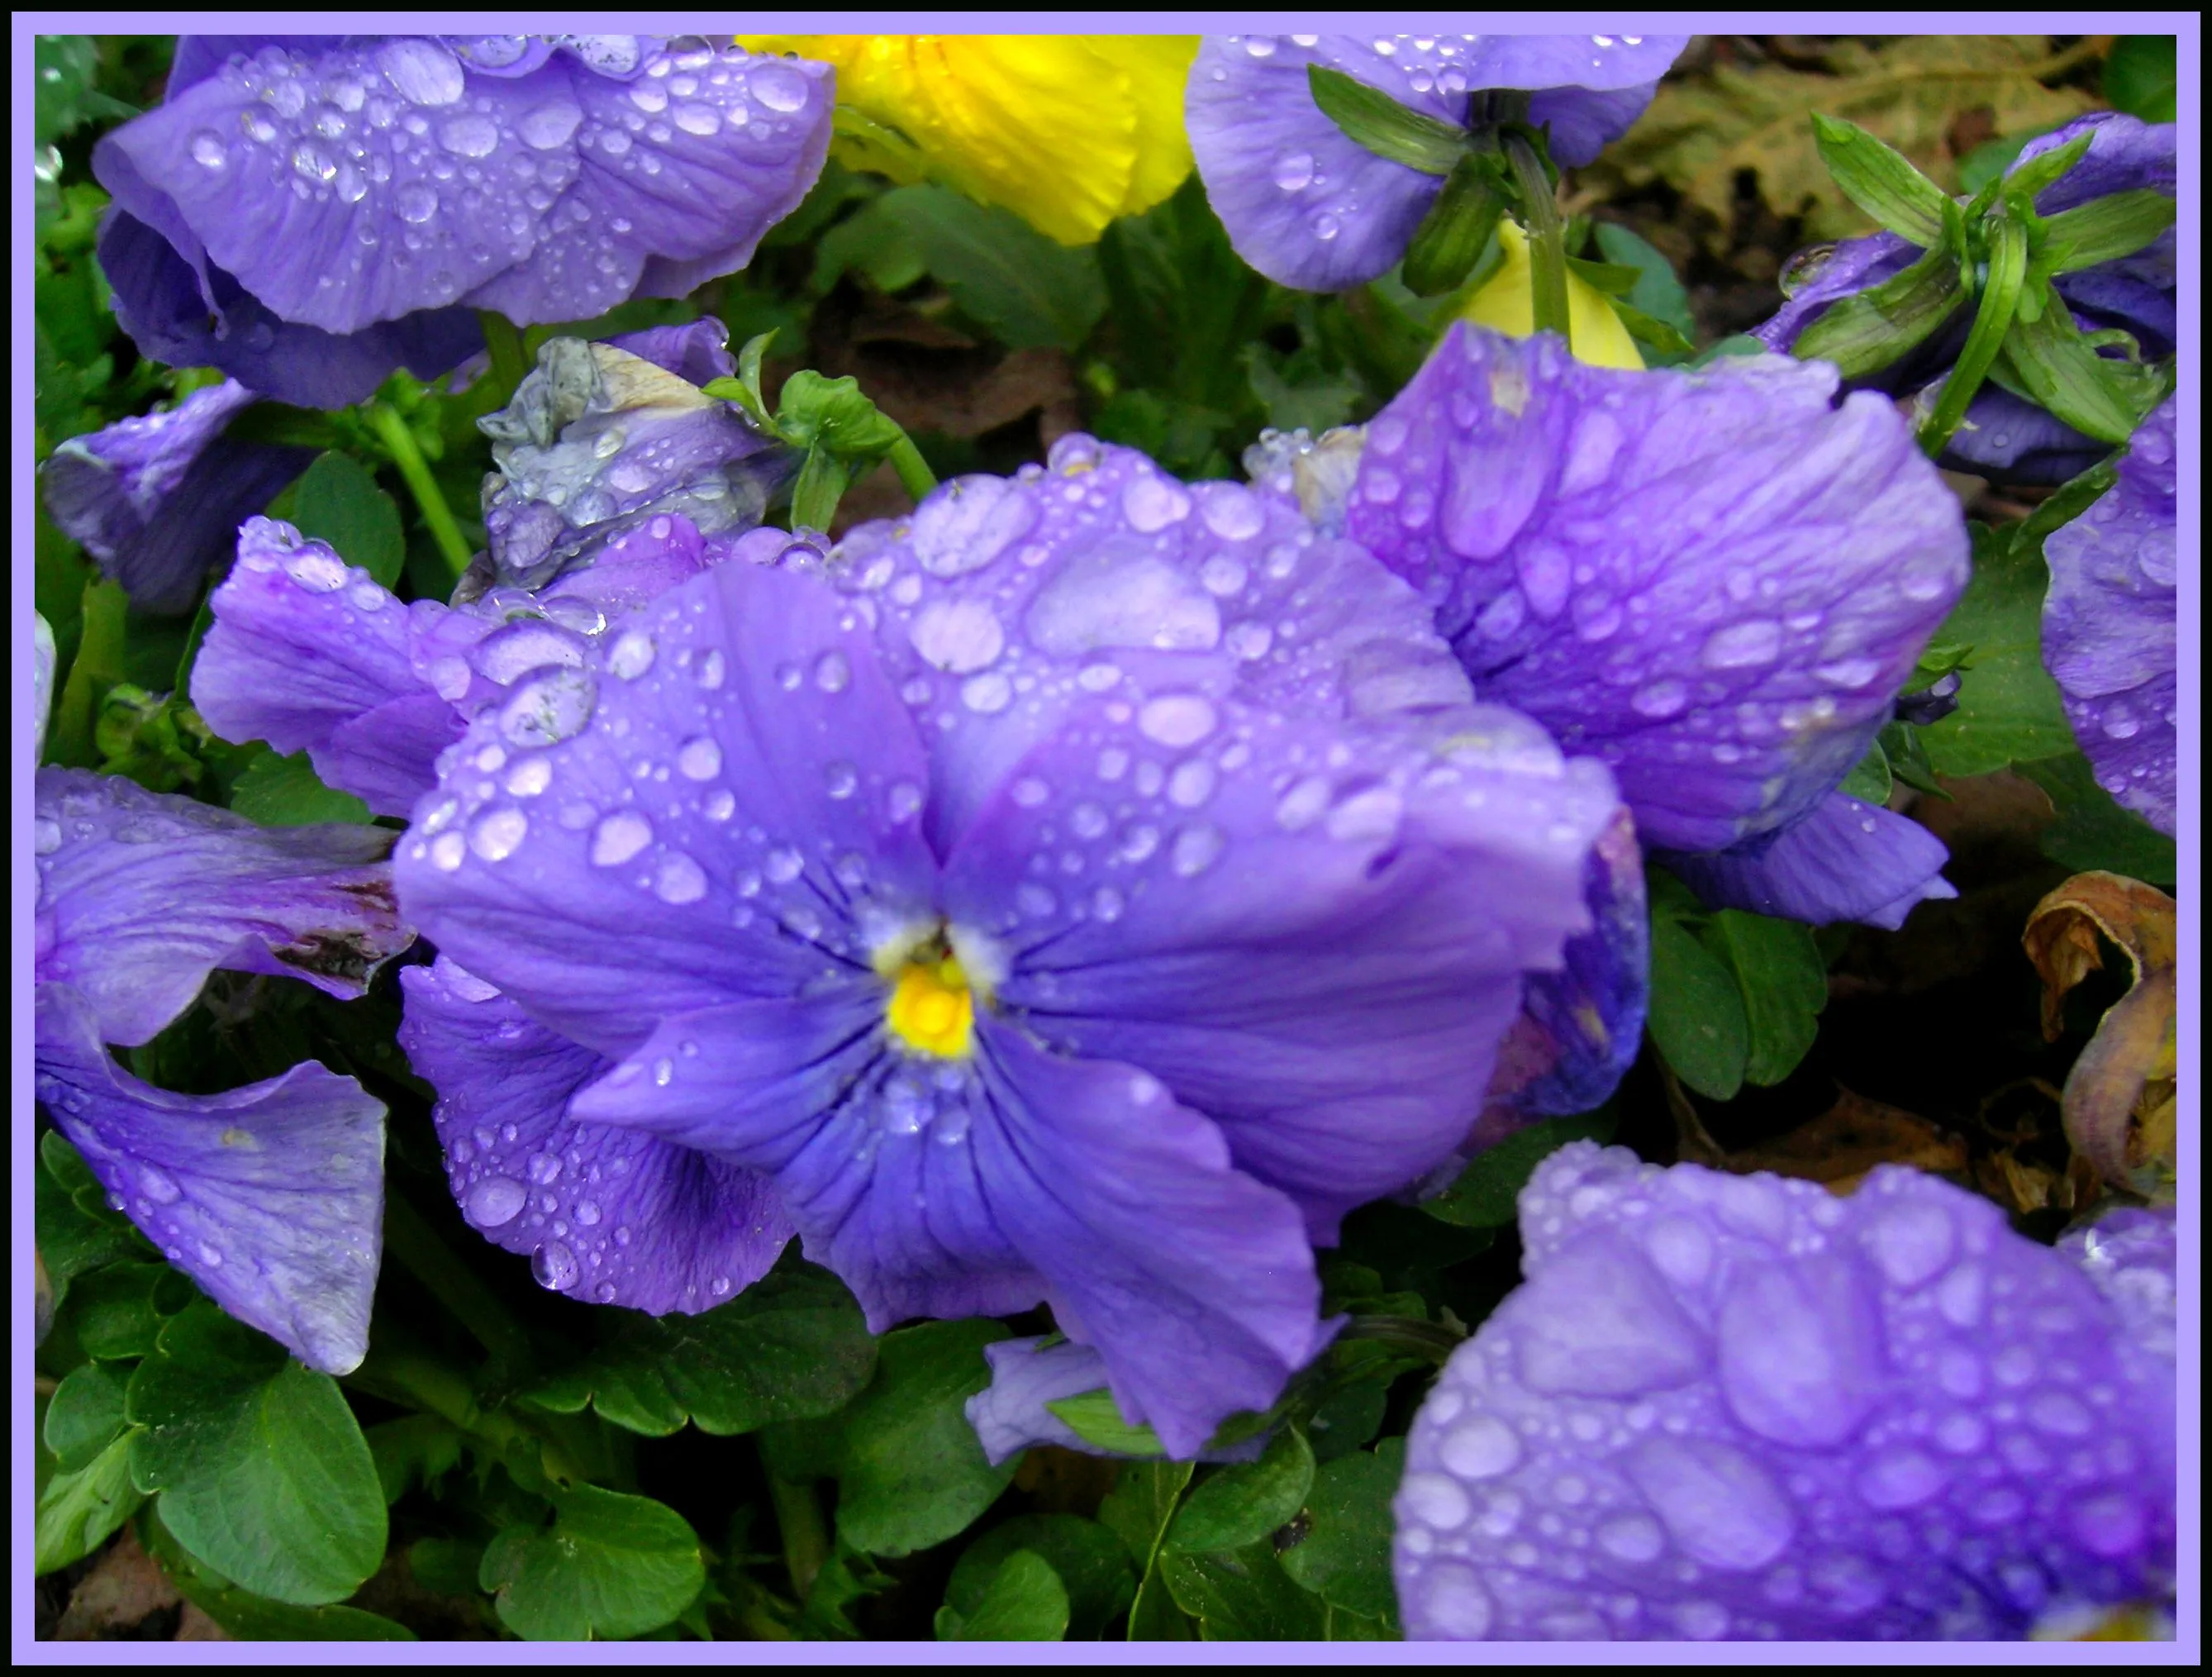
(190, 322), (797, 816)
(1327, 325), (1970, 928)
(1758, 114), (2176, 485)
(392, 436), (1629, 1455)
(2041, 398), (2177, 836)
(1187, 33), (1687, 292)
(95, 36), (831, 405)
(1394, 1144), (2177, 1641)
(38, 378), (316, 616)
(34, 768), (411, 1372)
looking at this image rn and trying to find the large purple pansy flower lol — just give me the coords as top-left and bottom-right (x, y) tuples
(1187, 33), (1687, 292)
(393, 436), (1628, 1455)
(1757, 114), (2176, 485)
(190, 322), (796, 816)
(38, 379), (316, 616)
(34, 768), (411, 1371)
(1334, 325), (1971, 928)
(2041, 398), (2177, 835)
(94, 36), (831, 405)
(1395, 1144), (2177, 1641)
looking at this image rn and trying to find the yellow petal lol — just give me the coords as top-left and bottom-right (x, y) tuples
(1462, 222), (1646, 370)
(1077, 35), (1200, 217)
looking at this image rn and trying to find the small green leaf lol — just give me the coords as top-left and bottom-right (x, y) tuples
(1919, 212), (2028, 455)
(1277, 1437), (1404, 1625)
(935, 1549), (1070, 1641)
(2014, 752), (2176, 889)
(774, 369), (908, 457)
(2103, 36), (2178, 122)
(1049, 1389), (1166, 1456)
(227, 749), (373, 827)
(1160, 1539), (1327, 1641)
(288, 451), (402, 588)
(136, 1505), (414, 1639)
(45, 1359), (132, 1471)
(947, 1514), (1135, 1641)
(36, 1132), (145, 1295)
(1099, 1460), (1196, 1640)
(1810, 112), (1952, 246)
(1605, 296), (1696, 360)
(1402, 153), (1506, 296)
(1591, 222), (1698, 358)
(69, 1263), (169, 1360)
(36, 1430), (143, 1574)
(1839, 740), (1894, 805)
(1306, 64), (1466, 175)
(481, 1482), (706, 1641)
(1792, 243), (1964, 379)
(365, 1413), (465, 1505)
(2000, 302), (2162, 445)
(1166, 1428), (1314, 1556)
(1420, 1108), (1619, 1228)
(125, 1300), (386, 1606)
(2000, 128), (2097, 206)
(1705, 911), (1828, 1085)
(1648, 912), (1750, 1101)
(1919, 524), (2075, 776)
(2038, 191), (2177, 274)
(872, 183), (1105, 350)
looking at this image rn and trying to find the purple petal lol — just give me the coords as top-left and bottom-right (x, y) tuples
(394, 558), (940, 1058)
(2018, 112), (2176, 212)
(36, 983), (384, 1374)
(607, 317), (739, 386)
(965, 1336), (1273, 1467)
(38, 380), (315, 616)
(36, 612), (58, 752)
(1934, 382), (2114, 484)
(1750, 230), (1916, 357)
(1349, 327), (1970, 852)
(1662, 793), (1958, 931)
(397, 957), (792, 1312)
(34, 768), (406, 1049)
(1394, 1144), (2177, 1640)
(2042, 399), (2177, 834)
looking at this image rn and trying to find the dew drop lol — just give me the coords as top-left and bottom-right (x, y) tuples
(532, 1240), (580, 1291)
(591, 811), (654, 866)
(677, 736), (722, 780)
(1171, 824), (1224, 876)
(653, 853), (707, 904)
(607, 626), (657, 679)
(911, 598), (1005, 673)
(1272, 150), (1315, 191)
(467, 1175), (527, 1227)
(469, 807), (528, 861)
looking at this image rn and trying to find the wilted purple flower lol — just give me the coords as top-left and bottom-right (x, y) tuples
(34, 767), (410, 1371)
(38, 379), (316, 616)
(1187, 34), (1687, 292)
(2041, 398), (2177, 836)
(94, 36), (831, 405)
(1758, 114), (2176, 485)
(1394, 1143), (2177, 1641)
(393, 436), (1629, 1455)
(1333, 325), (1970, 927)
(191, 324), (797, 815)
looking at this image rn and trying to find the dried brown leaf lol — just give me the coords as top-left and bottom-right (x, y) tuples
(1667, 1073), (1967, 1194)
(54, 1527), (181, 1641)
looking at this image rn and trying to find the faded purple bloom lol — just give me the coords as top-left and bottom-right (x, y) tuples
(395, 436), (1628, 1455)
(34, 768), (407, 1371)
(1663, 792), (1958, 932)
(95, 36), (831, 403)
(2041, 398), (2177, 836)
(1342, 326), (1969, 925)
(1394, 1143), (2177, 1641)
(965, 1336), (1270, 1466)
(1188, 33), (1686, 292)
(38, 379), (316, 616)
(1758, 115), (2176, 485)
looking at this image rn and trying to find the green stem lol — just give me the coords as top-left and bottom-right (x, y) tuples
(478, 310), (531, 402)
(764, 1466), (829, 1603)
(886, 434), (939, 503)
(1504, 133), (1571, 348)
(50, 579), (129, 768)
(1336, 1313), (1466, 1365)
(368, 403), (473, 579)
(383, 1187), (537, 1371)
(1919, 215), (2028, 457)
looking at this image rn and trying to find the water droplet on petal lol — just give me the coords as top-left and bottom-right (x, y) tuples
(591, 810), (654, 866)
(607, 627), (657, 679)
(911, 598), (1005, 673)
(653, 853), (707, 903)
(1171, 824), (1224, 876)
(532, 1240), (580, 1290)
(1138, 693), (1218, 747)
(469, 807), (528, 861)
(467, 1175), (527, 1227)
(1273, 150), (1315, 191)
(677, 736), (722, 780)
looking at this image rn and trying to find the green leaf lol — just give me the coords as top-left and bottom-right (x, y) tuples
(1244, 343), (1361, 436)
(407, 1536), (488, 1598)
(227, 749), (374, 827)
(69, 1263), (169, 1360)
(1167, 1428), (1314, 1556)
(774, 369), (908, 457)
(2038, 191), (2177, 274)
(1098, 1460), (1196, 1639)
(1792, 243), (1964, 379)
(1306, 64), (1466, 174)
(1919, 212), (2027, 454)
(480, 1482), (706, 1641)
(935, 1549), (1071, 1641)
(760, 1319), (1012, 1557)
(288, 451), (402, 588)
(45, 1359), (132, 1471)
(2104, 36), (2178, 123)
(365, 1413), (466, 1505)
(1097, 175), (1272, 413)
(1591, 222), (1698, 350)
(1705, 911), (1828, 1085)
(794, 1541), (896, 1640)
(34, 36), (134, 148)
(2015, 752), (2177, 889)
(873, 183), (1106, 350)
(947, 1514), (1135, 1641)
(139, 1506), (413, 1640)
(125, 1301), (386, 1605)
(1999, 127), (2095, 205)
(1049, 1389), (1166, 1456)
(1402, 152), (1506, 296)
(2000, 299), (2162, 445)
(1839, 740), (1894, 805)
(1810, 112), (1952, 245)
(36, 1430), (143, 1574)
(523, 1260), (875, 1437)
(1648, 912), (1749, 1101)
(36, 1133), (146, 1296)
(1161, 1538), (1327, 1641)
(1918, 524), (2074, 776)
(1277, 1437), (1404, 1625)
(1420, 1108), (1619, 1228)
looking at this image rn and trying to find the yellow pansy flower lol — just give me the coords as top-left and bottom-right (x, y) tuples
(737, 35), (1198, 245)
(1463, 222), (1645, 370)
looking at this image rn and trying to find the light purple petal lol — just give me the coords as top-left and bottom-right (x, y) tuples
(35, 612), (58, 753)
(394, 557), (940, 1058)
(397, 957), (792, 1311)
(36, 983), (384, 1374)
(2018, 112), (2176, 212)
(607, 317), (738, 386)
(34, 768), (406, 1048)
(1750, 230), (1917, 357)
(1662, 793), (1958, 931)
(1394, 1144), (2177, 1640)
(2042, 399), (2177, 834)
(1349, 327), (1970, 853)
(965, 1336), (1275, 1467)
(1934, 382), (2113, 484)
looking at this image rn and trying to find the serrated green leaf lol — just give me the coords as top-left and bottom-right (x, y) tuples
(125, 1300), (385, 1605)
(947, 1514), (1135, 1641)
(481, 1482), (705, 1641)
(288, 451), (401, 588)
(522, 1260), (875, 1437)
(873, 183), (1105, 350)
(2103, 36), (2177, 122)
(226, 749), (373, 827)
(1420, 1108), (1620, 1228)
(1918, 524), (2074, 776)
(2015, 752), (2176, 889)
(1160, 1538), (1327, 1641)
(1277, 1436), (1404, 1625)
(1705, 911), (1829, 1085)
(1648, 913), (1749, 1101)
(45, 1359), (132, 1471)
(1167, 1428), (1314, 1556)
(36, 1429), (143, 1574)
(935, 1549), (1070, 1641)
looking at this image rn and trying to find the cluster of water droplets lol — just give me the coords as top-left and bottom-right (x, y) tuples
(1396, 1143), (2175, 1641)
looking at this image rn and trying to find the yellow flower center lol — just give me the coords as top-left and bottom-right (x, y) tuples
(885, 953), (975, 1059)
